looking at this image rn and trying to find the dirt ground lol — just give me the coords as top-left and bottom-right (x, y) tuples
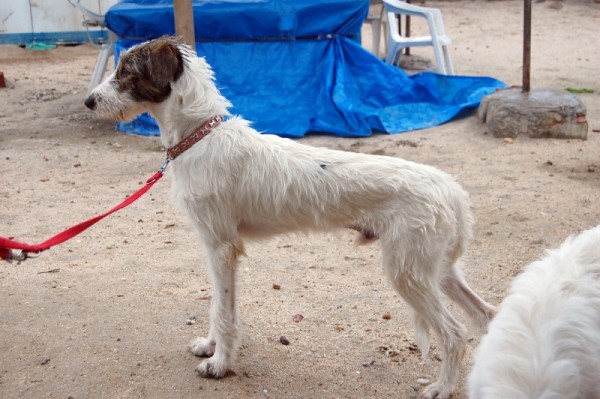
(1, 1), (599, 398)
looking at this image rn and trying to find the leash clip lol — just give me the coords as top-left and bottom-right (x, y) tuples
(159, 156), (172, 174)
(146, 156), (172, 185)
(4, 250), (40, 265)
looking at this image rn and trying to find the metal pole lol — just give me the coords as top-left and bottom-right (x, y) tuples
(523, 0), (531, 92)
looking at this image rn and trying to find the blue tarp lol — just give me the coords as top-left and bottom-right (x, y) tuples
(105, 0), (506, 137)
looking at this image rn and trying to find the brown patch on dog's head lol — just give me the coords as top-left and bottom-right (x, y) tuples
(115, 37), (185, 103)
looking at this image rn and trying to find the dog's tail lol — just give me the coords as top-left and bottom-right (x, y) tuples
(442, 184), (496, 330)
(442, 261), (496, 331)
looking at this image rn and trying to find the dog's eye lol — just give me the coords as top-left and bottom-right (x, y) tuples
(118, 67), (130, 79)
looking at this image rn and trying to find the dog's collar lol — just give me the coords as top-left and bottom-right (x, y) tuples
(166, 115), (223, 160)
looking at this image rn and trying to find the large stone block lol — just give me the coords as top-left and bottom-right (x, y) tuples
(478, 88), (588, 139)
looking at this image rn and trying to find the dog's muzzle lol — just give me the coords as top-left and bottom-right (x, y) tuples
(84, 95), (97, 111)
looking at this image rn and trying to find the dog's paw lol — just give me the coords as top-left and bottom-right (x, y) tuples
(418, 382), (453, 399)
(195, 357), (230, 378)
(190, 337), (215, 357)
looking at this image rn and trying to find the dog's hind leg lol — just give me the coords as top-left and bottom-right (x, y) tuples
(191, 239), (244, 378)
(383, 247), (467, 399)
(442, 262), (495, 330)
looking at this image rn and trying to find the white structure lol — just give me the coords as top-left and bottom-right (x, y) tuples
(0, 0), (117, 45)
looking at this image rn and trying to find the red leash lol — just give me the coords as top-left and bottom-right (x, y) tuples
(0, 115), (223, 264)
(0, 160), (168, 263)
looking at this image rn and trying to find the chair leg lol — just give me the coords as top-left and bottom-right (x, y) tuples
(425, 12), (447, 74)
(442, 45), (454, 75)
(369, 5), (388, 58)
(371, 18), (382, 57)
(433, 42), (447, 74)
(87, 43), (112, 93)
(385, 42), (401, 65)
(382, 21), (388, 56)
(87, 31), (117, 93)
(431, 8), (454, 75)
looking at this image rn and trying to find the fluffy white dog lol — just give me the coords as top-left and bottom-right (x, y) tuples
(84, 37), (495, 399)
(468, 225), (600, 399)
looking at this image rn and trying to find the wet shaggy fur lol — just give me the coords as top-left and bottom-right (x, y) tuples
(85, 37), (495, 399)
(468, 225), (600, 399)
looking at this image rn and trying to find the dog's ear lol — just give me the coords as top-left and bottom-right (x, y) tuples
(145, 39), (184, 88)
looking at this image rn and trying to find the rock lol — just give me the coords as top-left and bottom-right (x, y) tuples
(478, 88), (588, 139)
(548, 2), (563, 10)
(362, 360), (376, 367)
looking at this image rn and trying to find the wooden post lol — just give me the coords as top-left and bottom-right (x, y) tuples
(174, 0), (195, 50)
(405, 0), (411, 55)
(522, 0), (531, 93)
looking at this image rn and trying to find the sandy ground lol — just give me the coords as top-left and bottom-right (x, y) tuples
(0, 1), (599, 398)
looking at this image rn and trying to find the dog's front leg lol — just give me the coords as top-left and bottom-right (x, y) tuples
(191, 240), (242, 378)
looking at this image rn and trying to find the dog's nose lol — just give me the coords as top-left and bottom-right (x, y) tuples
(84, 95), (97, 110)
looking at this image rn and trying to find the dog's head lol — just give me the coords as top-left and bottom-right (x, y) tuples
(84, 36), (187, 121)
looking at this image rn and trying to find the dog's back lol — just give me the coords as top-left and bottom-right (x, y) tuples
(468, 225), (600, 399)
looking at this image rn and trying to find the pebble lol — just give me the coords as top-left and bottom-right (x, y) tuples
(362, 360), (375, 367)
(417, 378), (431, 385)
(279, 336), (290, 345)
(292, 314), (304, 323)
(186, 316), (197, 325)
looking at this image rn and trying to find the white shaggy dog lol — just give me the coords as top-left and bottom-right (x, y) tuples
(84, 37), (494, 399)
(468, 225), (600, 399)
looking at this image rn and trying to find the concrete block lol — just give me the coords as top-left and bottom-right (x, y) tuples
(478, 88), (588, 139)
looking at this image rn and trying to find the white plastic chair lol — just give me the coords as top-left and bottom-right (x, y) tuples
(382, 0), (454, 75)
(67, 0), (117, 93)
